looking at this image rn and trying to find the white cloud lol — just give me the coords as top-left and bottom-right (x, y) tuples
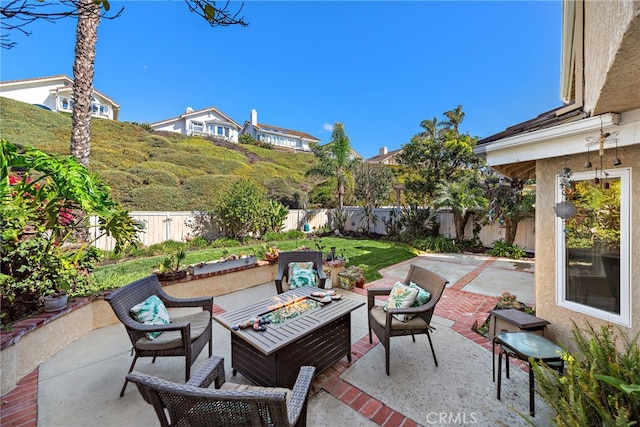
(322, 122), (333, 132)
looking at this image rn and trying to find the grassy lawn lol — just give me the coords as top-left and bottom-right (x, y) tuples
(91, 237), (420, 291)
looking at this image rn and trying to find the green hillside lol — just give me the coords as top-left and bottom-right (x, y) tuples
(0, 97), (320, 210)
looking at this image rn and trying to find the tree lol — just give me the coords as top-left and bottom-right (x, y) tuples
(1, 0), (248, 166)
(397, 106), (481, 205)
(485, 176), (535, 245)
(353, 163), (394, 233)
(441, 104), (465, 134)
(213, 178), (264, 239)
(433, 172), (487, 242)
(307, 123), (359, 210)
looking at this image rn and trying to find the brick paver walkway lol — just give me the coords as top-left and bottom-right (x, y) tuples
(1, 259), (506, 427)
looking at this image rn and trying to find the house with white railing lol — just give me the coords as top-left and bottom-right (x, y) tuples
(241, 109), (320, 152)
(0, 75), (119, 120)
(151, 106), (241, 142)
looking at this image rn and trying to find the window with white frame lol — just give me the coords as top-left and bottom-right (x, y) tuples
(556, 168), (630, 326)
(190, 121), (204, 132)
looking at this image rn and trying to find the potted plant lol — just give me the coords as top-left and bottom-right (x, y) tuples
(264, 246), (280, 263)
(154, 250), (188, 281)
(338, 265), (365, 290)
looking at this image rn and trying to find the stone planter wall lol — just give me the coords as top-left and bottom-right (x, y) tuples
(0, 261), (277, 395)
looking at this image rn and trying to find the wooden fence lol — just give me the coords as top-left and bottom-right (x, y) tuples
(91, 208), (534, 252)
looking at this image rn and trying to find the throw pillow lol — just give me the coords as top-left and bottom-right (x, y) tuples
(406, 281), (432, 320)
(130, 295), (171, 340)
(289, 267), (317, 289)
(288, 261), (314, 271)
(383, 281), (419, 322)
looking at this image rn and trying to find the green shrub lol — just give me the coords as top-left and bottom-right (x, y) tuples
(210, 238), (243, 248)
(532, 322), (640, 426)
(213, 179), (265, 239)
(489, 239), (525, 259)
(413, 236), (459, 253)
(188, 237), (209, 249)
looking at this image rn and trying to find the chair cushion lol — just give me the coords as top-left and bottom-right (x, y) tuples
(289, 266), (317, 289)
(406, 281), (432, 321)
(383, 282), (419, 321)
(130, 295), (171, 340)
(371, 305), (428, 330)
(135, 311), (211, 350)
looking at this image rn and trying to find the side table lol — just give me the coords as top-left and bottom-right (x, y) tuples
(490, 308), (550, 381)
(495, 331), (564, 417)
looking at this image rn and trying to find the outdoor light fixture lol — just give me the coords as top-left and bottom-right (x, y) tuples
(585, 120), (620, 187)
(555, 167), (577, 219)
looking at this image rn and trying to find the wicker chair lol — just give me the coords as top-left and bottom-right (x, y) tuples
(367, 265), (449, 375)
(105, 275), (213, 396)
(127, 356), (316, 427)
(274, 251), (326, 294)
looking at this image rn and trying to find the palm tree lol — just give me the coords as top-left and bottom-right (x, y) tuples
(69, 0), (101, 167)
(419, 117), (440, 140)
(433, 174), (487, 242)
(442, 105), (465, 134)
(307, 123), (358, 210)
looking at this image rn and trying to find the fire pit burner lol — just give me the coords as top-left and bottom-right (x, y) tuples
(262, 297), (321, 325)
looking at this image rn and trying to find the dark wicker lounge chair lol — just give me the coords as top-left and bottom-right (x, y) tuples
(367, 264), (449, 375)
(274, 251), (326, 294)
(105, 275), (213, 396)
(127, 356), (316, 427)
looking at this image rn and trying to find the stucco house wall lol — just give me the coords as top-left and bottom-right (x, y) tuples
(0, 75), (119, 120)
(150, 107), (240, 142)
(584, 0), (640, 115)
(535, 141), (639, 348)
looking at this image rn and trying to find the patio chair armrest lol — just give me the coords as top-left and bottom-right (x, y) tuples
(287, 366), (316, 426)
(186, 356), (226, 389)
(367, 287), (392, 308)
(160, 293), (213, 313)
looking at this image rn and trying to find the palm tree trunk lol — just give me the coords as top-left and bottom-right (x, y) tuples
(70, 0), (100, 167)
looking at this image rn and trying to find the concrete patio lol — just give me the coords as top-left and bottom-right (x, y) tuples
(3, 253), (555, 426)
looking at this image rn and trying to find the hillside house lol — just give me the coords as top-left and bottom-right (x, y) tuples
(241, 109), (320, 152)
(0, 75), (119, 120)
(474, 0), (639, 345)
(150, 106), (241, 142)
(367, 146), (403, 165)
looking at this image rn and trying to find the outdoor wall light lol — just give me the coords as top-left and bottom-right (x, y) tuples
(554, 200), (577, 219)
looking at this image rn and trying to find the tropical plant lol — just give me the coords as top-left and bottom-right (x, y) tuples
(532, 322), (640, 426)
(433, 172), (487, 242)
(1, 140), (140, 323)
(154, 249), (187, 274)
(353, 162), (394, 234)
(259, 199), (289, 235)
(307, 123), (359, 210)
(396, 205), (439, 241)
(413, 236), (459, 253)
(489, 239), (526, 259)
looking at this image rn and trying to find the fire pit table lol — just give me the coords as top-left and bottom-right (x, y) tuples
(213, 286), (364, 388)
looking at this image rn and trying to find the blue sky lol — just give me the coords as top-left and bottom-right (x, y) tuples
(0, 1), (562, 159)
